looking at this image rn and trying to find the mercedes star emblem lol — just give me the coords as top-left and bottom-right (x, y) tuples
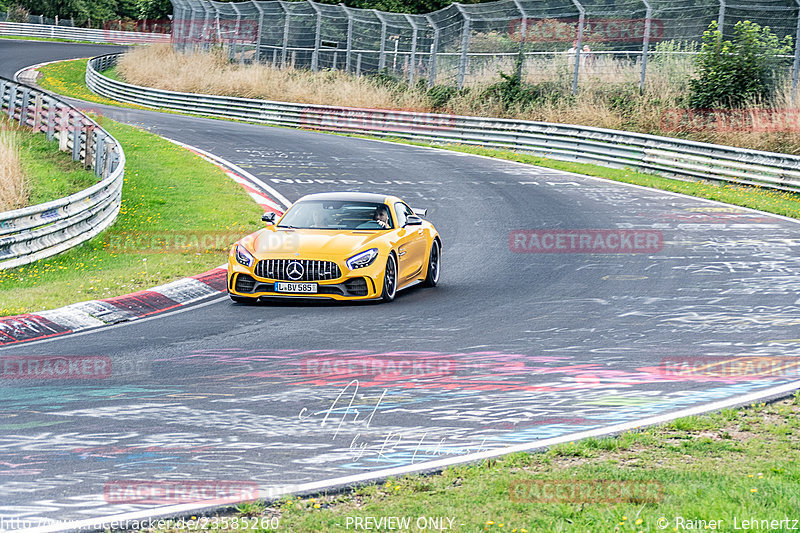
(286, 261), (304, 280)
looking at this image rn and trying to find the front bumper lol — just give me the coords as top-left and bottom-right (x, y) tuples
(227, 255), (384, 301)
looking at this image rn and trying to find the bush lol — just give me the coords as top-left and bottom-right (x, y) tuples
(427, 85), (460, 109)
(6, 3), (29, 22)
(689, 20), (793, 108)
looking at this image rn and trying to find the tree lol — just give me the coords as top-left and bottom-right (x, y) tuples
(689, 20), (793, 108)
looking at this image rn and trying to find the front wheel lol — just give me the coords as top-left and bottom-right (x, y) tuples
(380, 253), (398, 302)
(423, 240), (441, 287)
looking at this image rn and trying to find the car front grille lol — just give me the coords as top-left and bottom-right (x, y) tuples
(254, 259), (341, 281)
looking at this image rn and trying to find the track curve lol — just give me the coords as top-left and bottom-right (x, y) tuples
(2, 41), (800, 530)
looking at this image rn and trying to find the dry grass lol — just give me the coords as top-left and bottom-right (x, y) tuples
(0, 124), (28, 212)
(117, 44), (800, 155)
(117, 44), (429, 110)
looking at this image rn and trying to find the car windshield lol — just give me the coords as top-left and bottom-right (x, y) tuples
(277, 200), (394, 230)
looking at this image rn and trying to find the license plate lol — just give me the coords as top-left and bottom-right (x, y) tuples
(274, 282), (317, 293)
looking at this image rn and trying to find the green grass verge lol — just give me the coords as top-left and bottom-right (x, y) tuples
(0, 34), (99, 44)
(2, 116), (97, 205)
(0, 116), (263, 316)
(36, 57), (800, 221)
(146, 396), (800, 533)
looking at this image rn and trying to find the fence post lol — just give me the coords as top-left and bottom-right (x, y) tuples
(793, 0), (800, 102)
(718, 0), (725, 35)
(404, 14), (420, 86)
(639, 0), (652, 92)
(341, 4), (354, 72)
(374, 10), (388, 71)
(279, 0), (291, 68)
(453, 4), (471, 89)
(426, 15), (440, 87)
(569, 0), (585, 95)
(252, 0), (265, 63)
(310, 1), (323, 72)
(229, 2), (243, 62)
(511, 0), (528, 80)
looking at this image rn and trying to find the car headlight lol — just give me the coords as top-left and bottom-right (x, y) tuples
(234, 244), (255, 267)
(347, 248), (379, 269)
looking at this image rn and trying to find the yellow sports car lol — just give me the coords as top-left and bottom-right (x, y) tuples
(227, 192), (441, 303)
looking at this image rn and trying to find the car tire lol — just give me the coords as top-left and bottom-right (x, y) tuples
(423, 239), (441, 287)
(380, 253), (398, 302)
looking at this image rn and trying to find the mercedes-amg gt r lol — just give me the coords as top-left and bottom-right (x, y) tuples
(227, 192), (441, 303)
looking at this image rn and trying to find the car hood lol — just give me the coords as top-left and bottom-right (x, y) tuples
(247, 228), (387, 257)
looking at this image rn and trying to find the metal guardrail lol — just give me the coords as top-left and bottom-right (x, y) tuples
(88, 52), (800, 194)
(0, 77), (125, 270)
(0, 21), (170, 44)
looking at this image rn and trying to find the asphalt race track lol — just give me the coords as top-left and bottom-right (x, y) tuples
(2, 41), (800, 529)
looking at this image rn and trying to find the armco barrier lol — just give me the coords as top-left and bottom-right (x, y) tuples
(0, 21), (170, 44)
(87, 53), (800, 193)
(0, 77), (125, 270)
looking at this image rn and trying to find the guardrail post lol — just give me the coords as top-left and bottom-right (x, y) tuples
(341, 4), (354, 72)
(19, 86), (29, 127)
(374, 10), (388, 71)
(640, 0), (652, 92)
(279, 1), (291, 68)
(454, 4), (471, 89)
(569, 0), (585, 95)
(718, 0), (725, 35)
(95, 132), (104, 178)
(426, 15), (440, 87)
(404, 14), (420, 86)
(792, 0), (800, 103)
(310, 1), (323, 72)
(512, 0), (528, 81)
(33, 93), (43, 132)
(71, 114), (81, 162)
(7, 84), (16, 120)
(46, 97), (55, 141)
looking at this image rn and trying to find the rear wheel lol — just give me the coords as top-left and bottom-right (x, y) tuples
(423, 240), (441, 287)
(380, 253), (398, 302)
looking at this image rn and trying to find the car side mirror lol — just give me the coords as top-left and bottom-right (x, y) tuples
(262, 212), (276, 224)
(405, 215), (423, 226)
(411, 207), (427, 217)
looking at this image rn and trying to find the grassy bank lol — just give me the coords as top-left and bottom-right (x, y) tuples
(36, 57), (800, 222)
(0, 116), (98, 210)
(0, 117), (262, 316)
(144, 395), (800, 532)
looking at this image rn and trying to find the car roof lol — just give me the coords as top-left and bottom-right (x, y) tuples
(295, 191), (401, 204)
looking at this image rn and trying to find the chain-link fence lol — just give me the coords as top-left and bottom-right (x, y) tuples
(169, 0), (800, 94)
(0, 12), (76, 26)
